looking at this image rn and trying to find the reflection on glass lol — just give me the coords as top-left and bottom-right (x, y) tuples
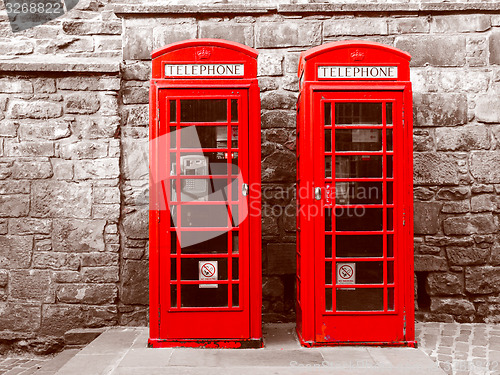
(181, 258), (227, 280)
(170, 126), (176, 148)
(171, 258), (176, 280)
(337, 288), (383, 311)
(181, 231), (227, 253)
(388, 288), (394, 311)
(181, 284), (228, 307)
(335, 182), (383, 205)
(181, 205), (228, 227)
(325, 129), (332, 152)
(232, 284), (239, 307)
(335, 103), (382, 125)
(325, 156), (332, 178)
(171, 285), (177, 307)
(231, 99), (238, 123)
(180, 99), (227, 122)
(172, 152), (230, 176)
(325, 235), (332, 258)
(231, 205), (239, 227)
(169, 101), (177, 123)
(170, 231), (177, 254)
(386, 102), (393, 125)
(336, 235), (383, 257)
(180, 126), (227, 149)
(325, 288), (332, 311)
(336, 208), (383, 231)
(336, 155), (383, 178)
(335, 129), (382, 151)
(325, 262), (332, 285)
(324, 102), (332, 125)
(386, 129), (393, 151)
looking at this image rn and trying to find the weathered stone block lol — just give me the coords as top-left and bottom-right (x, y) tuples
(465, 266), (500, 294)
(12, 160), (52, 180)
(284, 53), (300, 74)
(261, 91), (297, 110)
(490, 30), (500, 65)
(0, 303), (40, 332)
(73, 116), (120, 139)
(57, 76), (120, 91)
(9, 218), (51, 235)
(10, 101), (63, 119)
(431, 15), (491, 33)
(80, 253), (118, 267)
(59, 141), (108, 160)
(470, 152), (500, 183)
(31, 181), (91, 218)
(258, 53), (283, 77)
(414, 255), (448, 272)
(267, 243), (296, 275)
(82, 267), (119, 283)
(436, 186), (470, 200)
(152, 24), (198, 51)
(443, 214), (497, 235)
(52, 219), (106, 252)
(413, 129), (434, 152)
(4, 141), (54, 157)
(0, 235), (33, 269)
(122, 139), (148, 180)
(64, 93), (100, 115)
(0, 121), (18, 137)
(122, 209), (148, 239)
(396, 35), (466, 67)
(430, 298), (475, 315)
(0, 181), (29, 194)
(74, 159), (120, 180)
(475, 95), (500, 123)
(122, 85), (149, 105)
(324, 17), (387, 36)
(413, 93), (467, 127)
(126, 105), (149, 127)
(471, 195), (496, 212)
(33, 252), (80, 271)
(53, 271), (81, 283)
(446, 246), (489, 266)
(413, 153), (460, 185)
(436, 125), (489, 151)
(0, 78), (33, 93)
(92, 204), (120, 222)
(57, 284), (117, 304)
(95, 36), (122, 52)
(388, 17), (430, 34)
(427, 272), (464, 296)
(94, 187), (120, 204)
(97, 93), (118, 116)
(414, 201), (442, 235)
(123, 27), (153, 60)
(262, 150), (296, 182)
(10, 270), (53, 302)
(255, 22), (321, 48)
(62, 21), (121, 35)
(0, 270), (7, 287)
(262, 276), (284, 299)
(63, 328), (105, 346)
(122, 62), (151, 81)
(0, 194), (29, 217)
(199, 22), (253, 47)
(262, 110), (295, 129)
(120, 260), (149, 305)
(18, 121), (71, 141)
(442, 200), (470, 214)
(32, 78), (56, 93)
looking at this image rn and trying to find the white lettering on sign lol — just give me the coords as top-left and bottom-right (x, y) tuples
(336, 263), (355, 285)
(318, 66), (398, 79)
(199, 260), (218, 289)
(165, 64), (244, 77)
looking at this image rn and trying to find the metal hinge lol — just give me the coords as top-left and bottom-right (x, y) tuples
(158, 307), (161, 323)
(402, 208), (406, 226)
(403, 308), (406, 338)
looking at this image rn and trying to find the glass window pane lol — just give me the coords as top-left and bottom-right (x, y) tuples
(181, 258), (227, 280)
(231, 178), (238, 201)
(335, 103), (382, 125)
(232, 284), (239, 307)
(171, 258), (177, 280)
(336, 235), (383, 257)
(325, 156), (332, 178)
(231, 99), (238, 123)
(325, 208), (332, 232)
(180, 99), (227, 123)
(387, 208), (394, 231)
(171, 285), (177, 307)
(325, 261), (332, 285)
(232, 232), (239, 254)
(336, 155), (383, 178)
(336, 288), (383, 311)
(386, 102), (393, 125)
(180, 231), (228, 253)
(336, 261), (383, 284)
(231, 205), (239, 227)
(170, 126), (177, 148)
(387, 235), (394, 257)
(388, 261), (394, 284)
(232, 258), (239, 280)
(175, 152), (229, 176)
(387, 182), (393, 204)
(181, 284), (228, 307)
(230, 152), (239, 175)
(336, 208), (383, 231)
(180, 126), (227, 149)
(231, 126), (238, 149)
(170, 231), (178, 254)
(325, 288), (332, 311)
(388, 288), (395, 311)
(324, 102), (331, 125)
(386, 129), (393, 151)
(335, 129), (382, 151)
(387, 155), (393, 178)
(325, 129), (332, 152)
(335, 182), (383, 205)
(325, 235), (332, 258)
(181, 205), (228, 227)
(169, 100), (177, 123)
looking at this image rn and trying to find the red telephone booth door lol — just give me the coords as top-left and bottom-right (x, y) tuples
(157, 88), (250, 340)
(313, 90), (409, 343)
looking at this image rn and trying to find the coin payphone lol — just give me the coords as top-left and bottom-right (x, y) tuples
(296, 41), (415, 346)
(149, 39), (262, 348)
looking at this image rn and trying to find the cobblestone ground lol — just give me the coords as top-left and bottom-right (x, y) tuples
(0, 356), (50, 375)
(417, 322), (500, 375)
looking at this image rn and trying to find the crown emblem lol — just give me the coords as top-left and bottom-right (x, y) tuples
(196, 48), (211, 60)
(351, 49), (365, 61)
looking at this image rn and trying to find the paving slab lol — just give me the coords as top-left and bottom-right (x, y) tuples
(53, 325), (445, 375)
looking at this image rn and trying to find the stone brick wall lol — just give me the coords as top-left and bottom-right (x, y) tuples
(0, 0), (500, 349)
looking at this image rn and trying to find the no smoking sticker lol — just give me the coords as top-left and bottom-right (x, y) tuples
(336, 263), (355, 285)
(199, 261), (218, 289)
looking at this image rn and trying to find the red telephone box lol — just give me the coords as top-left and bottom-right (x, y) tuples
(296, 41), (415, 346)
(149, 39), (262, 348)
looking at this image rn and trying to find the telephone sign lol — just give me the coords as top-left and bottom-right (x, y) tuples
(296, 41), (415, 347)
(149, 39), (262, 348)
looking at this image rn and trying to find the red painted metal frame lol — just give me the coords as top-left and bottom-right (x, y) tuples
(149, 39), (262, 348)
(296, 41), (414, 347)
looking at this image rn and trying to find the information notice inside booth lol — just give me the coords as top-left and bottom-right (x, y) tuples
(296, 41), (415, 346)
(149, 40), (262, 348)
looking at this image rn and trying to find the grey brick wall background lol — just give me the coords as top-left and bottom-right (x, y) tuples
(0, 0), (499, 352)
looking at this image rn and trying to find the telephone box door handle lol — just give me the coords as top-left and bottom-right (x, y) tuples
(242, 183), (249, 196)
(314, 187), (322, 200)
